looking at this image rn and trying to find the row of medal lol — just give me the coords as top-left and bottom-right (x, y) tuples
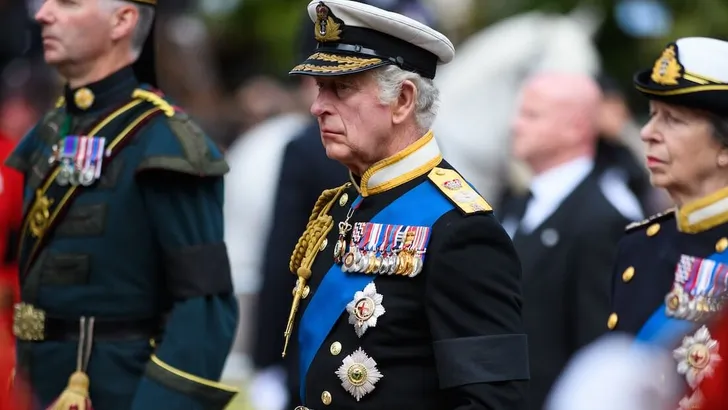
(49, 136), (107, 187)
(340, 222), (431, 278)
(665, 254), (728, 321)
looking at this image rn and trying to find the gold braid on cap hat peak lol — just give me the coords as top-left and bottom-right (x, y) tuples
(291, 53), (383, 74)
(282, 182), (350, 357)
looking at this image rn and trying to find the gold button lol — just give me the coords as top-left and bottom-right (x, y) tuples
(435, 169), (446, 176)
(302, 285), (310, 299)
(339, 193), (349, 207)
(607, 313), (618, 330)
(717, 237), (728, 253)
(622, 266), (635, 283)
(321, 391), (332, 405)
(646, 223), (660, 237)
(320, 238), (328, 252)
(330, 341), (342, 356)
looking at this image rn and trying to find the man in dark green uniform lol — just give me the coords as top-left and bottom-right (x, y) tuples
(5, 0), (239, 409)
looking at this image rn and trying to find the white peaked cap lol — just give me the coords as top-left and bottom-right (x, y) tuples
(634, 36), (728, 114)
(290, 0), (455, 79)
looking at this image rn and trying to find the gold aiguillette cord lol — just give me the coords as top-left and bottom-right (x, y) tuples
(281, 185), (350, 357)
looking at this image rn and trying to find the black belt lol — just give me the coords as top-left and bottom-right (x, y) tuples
(44, 316), (160, 342)
(14, 303), (160, 342)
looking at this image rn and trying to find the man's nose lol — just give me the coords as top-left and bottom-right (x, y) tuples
(35, 1), (53, 25)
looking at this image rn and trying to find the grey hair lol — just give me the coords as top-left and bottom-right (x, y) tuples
(371, 65), (440, 130)
(104, 0), (155, 59)
(709, 113), (728, 147)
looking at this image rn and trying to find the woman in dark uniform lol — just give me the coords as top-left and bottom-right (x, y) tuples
(607, 36), (728, 408)
(546, 36), (728, 410)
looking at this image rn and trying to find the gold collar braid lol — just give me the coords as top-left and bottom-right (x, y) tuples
(282, 182), (351, 357)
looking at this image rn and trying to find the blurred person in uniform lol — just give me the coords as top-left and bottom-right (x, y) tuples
(249, 1), (435, 409)
(283, 1), (529, 409)
(5, 0), (239, 408)
(498, 72), (643, 410)
(547, 37), (728, 410)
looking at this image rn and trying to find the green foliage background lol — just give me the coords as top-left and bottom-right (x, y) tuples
(209, 0), (728, 111)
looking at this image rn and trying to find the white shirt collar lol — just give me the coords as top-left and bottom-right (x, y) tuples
(517, 156), (594, 234)
(530, 156), (594, 205)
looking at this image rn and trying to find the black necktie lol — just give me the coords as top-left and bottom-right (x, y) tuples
(510, 190), (532, 242)
(509, 190), (532, 224)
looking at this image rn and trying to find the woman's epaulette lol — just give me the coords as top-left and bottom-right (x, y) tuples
(624, 208), (676, 233)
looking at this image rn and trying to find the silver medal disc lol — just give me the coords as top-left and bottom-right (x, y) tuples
(56, 167), (71, 186)
(79, 168), (95, 186)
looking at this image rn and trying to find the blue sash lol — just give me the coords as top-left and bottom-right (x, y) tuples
(298, 180), (454, 400)
(635, 250), (728, 348)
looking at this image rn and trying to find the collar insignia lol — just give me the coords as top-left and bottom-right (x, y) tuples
(651, 45), (683, 86)
(73, 88), (95, 110)
(315, 2), (343, 43)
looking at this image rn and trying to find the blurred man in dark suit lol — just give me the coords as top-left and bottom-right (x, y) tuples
(500, 72), (643, 410)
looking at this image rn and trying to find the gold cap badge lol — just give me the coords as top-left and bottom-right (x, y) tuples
(315, 2), (342, 43)
(73, 88), (95, 110)
(651, 45), (683, 86)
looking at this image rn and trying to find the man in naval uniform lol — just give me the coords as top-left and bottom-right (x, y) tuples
(283, 1), (530, 409)
(4, 0), (238, 409)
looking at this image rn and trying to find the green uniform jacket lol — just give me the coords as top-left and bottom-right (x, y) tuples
(5, 66), (239, 409)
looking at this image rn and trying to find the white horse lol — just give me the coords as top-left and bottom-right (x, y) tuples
(433, 7), (603, 201)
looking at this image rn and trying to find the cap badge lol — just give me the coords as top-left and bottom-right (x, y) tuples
(74, 87), (95, 110)
(315, 2), (342, 43)
(651, 45), (683, 86)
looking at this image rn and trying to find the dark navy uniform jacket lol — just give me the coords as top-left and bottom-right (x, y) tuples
(287, 132), (529, 410)
(610, 193), (728, 403)
(5, 66), (239, 410)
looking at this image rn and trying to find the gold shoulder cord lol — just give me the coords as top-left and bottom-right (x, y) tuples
(282, 183), (350, 357)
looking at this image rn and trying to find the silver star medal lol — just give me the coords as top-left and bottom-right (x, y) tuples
(346, 282), (385, 338)
(673, 325), (721, 389)
(336, 347), (383, 401)
(678, 389), (704, 410)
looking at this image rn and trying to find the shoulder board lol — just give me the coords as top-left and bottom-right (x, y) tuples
(625, 208), (676, 233)
(427, 167), (492, 215)
(132, 88), (175, 117)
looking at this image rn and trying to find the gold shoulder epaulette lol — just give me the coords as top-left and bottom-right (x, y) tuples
(625, 208), (676, 232)
(428, 167), (492, 215)
(132, 88), (175, 117)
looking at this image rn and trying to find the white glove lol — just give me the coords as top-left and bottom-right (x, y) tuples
(249, 365), (289, 410)
(545, 334), (682, 410)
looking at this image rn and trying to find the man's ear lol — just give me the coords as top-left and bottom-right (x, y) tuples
(392, 80), (417, 125)
(110, 4), (139, 42)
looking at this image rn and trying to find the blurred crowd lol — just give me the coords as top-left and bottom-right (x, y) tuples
(0, 0), (703, 409)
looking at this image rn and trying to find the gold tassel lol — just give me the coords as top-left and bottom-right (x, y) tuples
(46, 371), (92, 410)
(47, 317), (95, 410)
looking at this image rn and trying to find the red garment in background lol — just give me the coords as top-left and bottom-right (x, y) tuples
(697, 308), (728, 410)
(0, 132), (24, 409)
